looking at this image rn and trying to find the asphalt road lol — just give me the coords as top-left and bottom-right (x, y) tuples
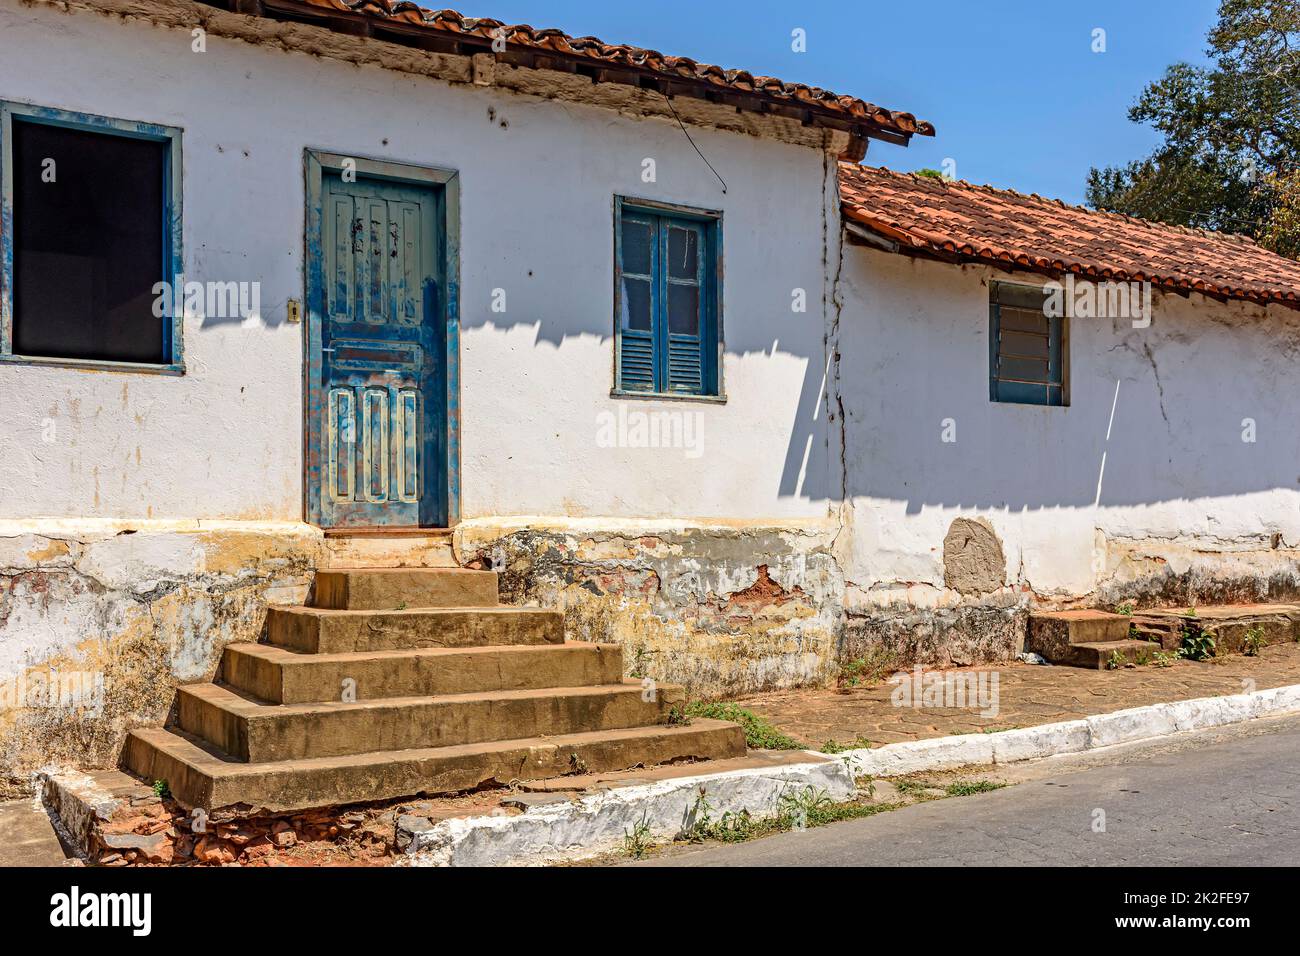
(640, 713), (1300, 867)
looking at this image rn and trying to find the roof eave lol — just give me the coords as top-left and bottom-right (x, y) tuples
(841, 210), (1300, 312)
(201, 0), (927, 147)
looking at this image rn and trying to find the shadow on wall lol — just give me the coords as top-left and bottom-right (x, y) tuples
(468, 300), (837, 504)
(457, 235), (1300, 517)
(833, 252), (1300, 514)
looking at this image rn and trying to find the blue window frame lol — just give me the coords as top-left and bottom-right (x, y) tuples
(614, 197), (721, 398)
(0, 101), (184, 374)
(989, 281), (1066, 406)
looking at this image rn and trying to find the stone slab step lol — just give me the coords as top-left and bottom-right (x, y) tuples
(0, 799), (75, 867)
(311, 568), (498, 610)
(121, 719), (748, 814)
(222, 641), (624, 704)
(1063, 638), (1156, 670)
(1130, 604), (1300, 653)
(175, 680), (685, 762)
(1027, 610), (1132, 664)
(265, 605), (563, 653)
(321, 532), (459, 570)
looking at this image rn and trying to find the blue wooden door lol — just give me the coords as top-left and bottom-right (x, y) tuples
(317, 174), (444, 527)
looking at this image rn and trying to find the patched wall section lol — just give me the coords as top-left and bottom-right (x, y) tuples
(454, 519), (845, 699)
(837, 513), (1027, 670)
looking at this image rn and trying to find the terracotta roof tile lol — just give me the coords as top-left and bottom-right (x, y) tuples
(223, 1), (932, 141)
(838, 163), (1300, 310)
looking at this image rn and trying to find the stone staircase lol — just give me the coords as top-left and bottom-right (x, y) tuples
(1128, 604), (1300, 654)
(122, 568), (745, 814)
(1026, 610), (1152, 669)
(1028, 604), (1300, 668)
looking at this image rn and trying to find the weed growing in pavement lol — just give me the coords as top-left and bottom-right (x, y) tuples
(1242, 626), (1267, 657)
(681, 785), (900, 844)
(624, 814), (653, 859)
(944, 779), (1006, 797)
(152, 779), (170, 799)
(1178, 624), (1216, 661)
(684, 701), (801, 750)
(892, 778), (935, 799)
(836, 648), (899, 690)
(820, 734), (873, 754)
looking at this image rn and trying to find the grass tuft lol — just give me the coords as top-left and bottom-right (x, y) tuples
(944, 779), (1005, 797)
(684, 701), (802, 750)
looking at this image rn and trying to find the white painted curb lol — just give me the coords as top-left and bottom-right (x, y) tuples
(842, 682), (1300, 779)
(397, 758), (855, 867)
(395, 681), (1300, 867)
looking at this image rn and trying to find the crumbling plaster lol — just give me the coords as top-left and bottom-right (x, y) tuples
(453, 517), (845, 699)
(832, 243), (1300, 652)
(0, 522), (318, 795)
(2, 0), (1298, 787)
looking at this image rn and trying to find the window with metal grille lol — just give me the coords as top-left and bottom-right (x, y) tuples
(989, 281), (1066, 406)
(614, 198), (720, 398)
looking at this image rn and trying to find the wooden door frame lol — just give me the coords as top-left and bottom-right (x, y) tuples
(303, 149), (461, 529)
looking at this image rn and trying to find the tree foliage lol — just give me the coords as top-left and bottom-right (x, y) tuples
(1086, 0), (1299, 257)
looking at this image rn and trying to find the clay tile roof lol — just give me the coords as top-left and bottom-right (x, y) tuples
(838, 162), (1300, 310)
(218, 1), (932, 143)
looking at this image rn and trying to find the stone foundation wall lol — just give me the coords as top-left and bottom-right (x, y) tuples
(6, 515), (1298, 797)
(0, 522), (319, 798)
(453, 519), (845, 700)
(1095, 536), (1300, 611)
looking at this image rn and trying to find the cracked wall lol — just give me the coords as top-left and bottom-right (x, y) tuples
(0, 0), (833, 526)
(834, 244), (1300, 664)
(454, 518), (844, 699)
(0, 523), (319, 797)
(0, 1), (843, 787)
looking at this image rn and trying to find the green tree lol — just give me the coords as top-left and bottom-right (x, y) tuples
(1086, 0), (1299, 257)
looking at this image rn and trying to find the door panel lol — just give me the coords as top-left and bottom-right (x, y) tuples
(317, 174), (444, 527)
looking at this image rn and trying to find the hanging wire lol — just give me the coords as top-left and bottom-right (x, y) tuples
(661, 92), (728, 194)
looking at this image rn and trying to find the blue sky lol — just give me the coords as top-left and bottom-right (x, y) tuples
(476, 0), (1220, 204)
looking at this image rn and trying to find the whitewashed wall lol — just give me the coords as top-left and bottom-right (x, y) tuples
(836, 243), (1300, 613)
(0, 1), (836, 524)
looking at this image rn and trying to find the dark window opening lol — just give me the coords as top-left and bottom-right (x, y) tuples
(12, 119), (168, 364)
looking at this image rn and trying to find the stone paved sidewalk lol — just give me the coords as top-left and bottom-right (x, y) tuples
(735, 641), (1300, 749)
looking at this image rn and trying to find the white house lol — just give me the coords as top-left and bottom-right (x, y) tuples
(835, 163), (1300, 668)
(1, 0), (1297, 787)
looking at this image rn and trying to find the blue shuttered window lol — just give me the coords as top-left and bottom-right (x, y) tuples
(615, 199), (719, 397)
(989, 281), (1066, 406)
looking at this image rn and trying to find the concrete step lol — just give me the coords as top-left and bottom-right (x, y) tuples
(321, 530), (459, 569)
(311, 568), (498, 610)
(175, 680), (685, 762)
(1063, 638), (1156, 670)
(265, 605), (563, 653)
(1130, 604), (1300, 653)
(222, 641), (625, 704)
(1027, 609), (1133, 664)
(0, 799), (75, 867)
(121, 719), (748, 814)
